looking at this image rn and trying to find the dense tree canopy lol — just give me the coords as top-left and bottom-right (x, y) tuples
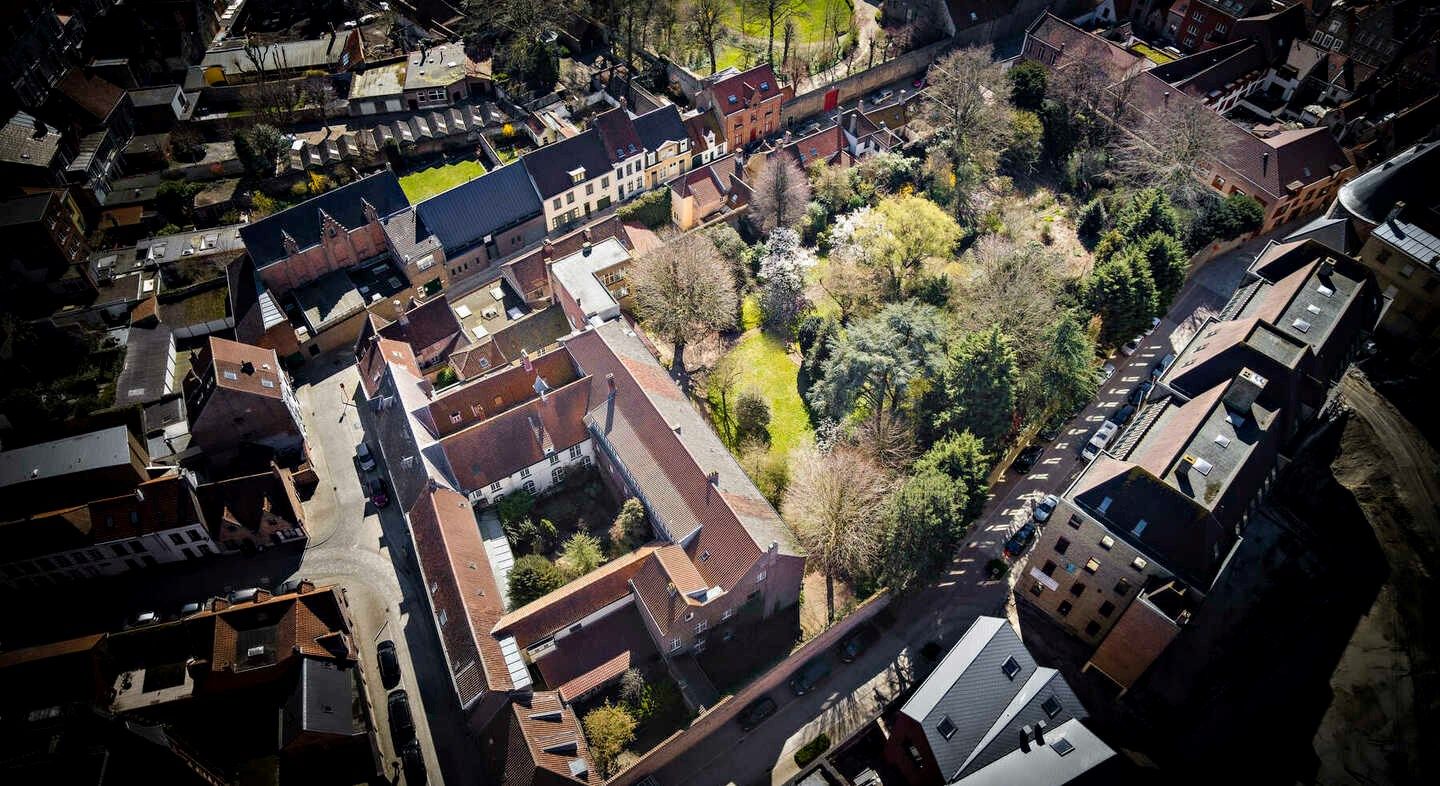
(630, 231), (738, 371)
(1085, 253), (1159, 348)
(924, 325), (1018, 448)
(881, 469), (967, 591)
(508, 554), (566, 609)
(807, 301), (947, 434)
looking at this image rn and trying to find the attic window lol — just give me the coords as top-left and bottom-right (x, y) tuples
(727, 94), (738, 104)
(223, 370), (238, 380)
(1097, 497), (1113, 513)
(1133, 519), (1149, 537)
(1292, 318), (1312, 333)
(1316, 284), (1334, 297)
(1214, 433), (1231, 448)
(261, 378), (276, 389)
(759, 81), (770, 90)
(1041, 695), (1063, 718)
(1001, 656), (1022, 680)
(936, 715), (957, 739)
(700, 550), (710, 562)
(1193, 457), (1215, 476)
(1306, 304), (1321, 314)
(1052, 737), (1076, 757)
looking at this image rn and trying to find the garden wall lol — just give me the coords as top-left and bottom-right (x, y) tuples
(607, 592), (893, 786)
(779, 40), (948, 126)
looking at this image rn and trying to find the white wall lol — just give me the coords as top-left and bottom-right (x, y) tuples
(466, 439), (594, 506)
(0, 523), (221, 588)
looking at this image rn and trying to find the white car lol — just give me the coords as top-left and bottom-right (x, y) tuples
(1081, 421), (1120, 460)
(357, 442), (377, 472)
(1121, 336), (1141, 356)
(1033, 494), (1060, 523)
(1097, 362), (1116, 383)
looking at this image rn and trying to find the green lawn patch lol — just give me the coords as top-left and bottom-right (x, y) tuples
(794, 733), (831, 768)
(1130, 43), (1176, 64)
(399, 158), (486, 201)
(741, 294), (763, 331)
(708, 329), (813, 458)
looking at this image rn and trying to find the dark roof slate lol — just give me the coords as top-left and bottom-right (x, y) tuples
(413, 163), (543, 254)
(522, 129), (612, 199)
(239, 172), (410, 267)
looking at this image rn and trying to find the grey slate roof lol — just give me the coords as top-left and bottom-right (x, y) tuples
(412, 162), (543, 255)
(632, 105), (688, 151)
(0, 426), (134, 489)
(0, 192), (54, 227)
(1338, 139), (1438, 225)
(288, 658), (364, 737)
(952, 717), (1115, 786)
(521, 128), (612, 199)
(240, 171), (410, 267)
(114, 325), (175, 407)
(380, 207), (443, 262)
(899, 617), (1085, 782)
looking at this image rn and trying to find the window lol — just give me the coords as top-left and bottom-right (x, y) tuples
(72, 551), (88, 564)
(1084, 620), (1102, 636)
(755, 570), (767, 583)
(551, 466), (566, 484)
(438, 609), (448, 627)
(491, 481), (502, 492)
(601, 176), (610, 189)
(695, 619), (708, 634)
(1131, 556), (1148, 571)
(197, 544), (212, 556)
(586, 183), (594, 196)
(1401, 263), (1417, 278)
(1055, 537), (1070, 555)
(450, 412), (462, 424)
(520, 467), (532, 479)
(111, 544), (128, 558)
(1041, 695), (1063, 718)
(567, 192), (575, 205)
(1057, 601), (1073, 617)
(1084, 558), (1101, 574)
(722, 607), (734, 620)
(1114, 578), (1131, 596)
(1041, 560), (1057, 577)
(130, 541), (146, 554)
(699, 550), (710, 562)
(524, 480), (537, 494)
(553, 198), (561, 210)
(170, 533), (185, 546)
(549, 452), (560, 465)
(937, 716), (957, 739)
(570, 445), (582, 459)
(1067, 516), (1080, 530)
(670, 637), (682, 652)
(1001, 656), (1022, 680)
(1099, 601), (1115, 617)
(1070, 581), (1086, 597)
(1099, 535), (1114, 550)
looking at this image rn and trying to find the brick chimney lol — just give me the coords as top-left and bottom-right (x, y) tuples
(1224, 368), (1267, 413)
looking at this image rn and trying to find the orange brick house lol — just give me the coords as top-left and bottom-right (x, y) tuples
(698, 64), (793, 150)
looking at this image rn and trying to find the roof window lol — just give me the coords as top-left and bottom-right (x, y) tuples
(1306, 304), (1321, 314)
(1292, 318), (1312, 333)
(1317, 284), (1334, 297)
(937, 715), (957, 739)
(1052, 737), (1076, 756)
(727, 94), (738, 104)
(759, 81), (770, 90)
(1001, 656), (1021, 680)
(1133, 519), (1149, 536)
(1214, 433), (1231, 448)
(1041, 695), (1063, 718)
(1193, 457), (1214, 476)
(1097, 496), (1113, 513)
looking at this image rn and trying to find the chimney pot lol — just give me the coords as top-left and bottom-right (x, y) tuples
(1020, 725), (1033, 753)
(1034, 720), (1047, 745)
(606, 373), (616, 395)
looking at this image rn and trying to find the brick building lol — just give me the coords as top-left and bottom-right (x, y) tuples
(183, 337), (306, 468)
(698, 64), (793, 150)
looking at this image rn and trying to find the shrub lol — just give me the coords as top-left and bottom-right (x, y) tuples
(557, 532), (604, 579)
(738, 440), (789, 506)
(607, 498), (650, 556)
(1076, 198), (1108, 241)
(734, 390), (772, 445)
(496, 490), (536, 527)
(793, 733), (831, 768)
(617, 188), (671, 229)
(583, 703), (637, 778)
(434, 366), (458, 387)
(508, 554), (566, 608)
(619, 667), (646, 706)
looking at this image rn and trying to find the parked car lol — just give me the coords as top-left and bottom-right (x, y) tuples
(855, 768), (881, 786)
(1121, 336), (1142, 356)
(1004, 521), (1037, 558)
(275, 578), (303, 595)
(1032, 494), (1059, 523)
(838, 627), (873, 663)
(388, 690), (415, 745)
(1150, 352), (1177, 380)
(788, 657), (832, 696)
(401, 740), (427, 785)
(179, 601), (203, 617)
(1036, 416), (1065, 443)
(912, 76), (927, 88)
(368, 477), (390, 508)
(1081, 421), (1120, 460)
(1127, 380), (1153, 406)
(737, 695), (778, 731)
(1009, 444), (1044, 474)
(377, 640), (401, 688)
(357, 442), (376, 472)
(1097, 362), (1116, 383)
(1147, 316), (1161, 334)
(1111, 403), (1136, 426)
(873, 88), (894, 102)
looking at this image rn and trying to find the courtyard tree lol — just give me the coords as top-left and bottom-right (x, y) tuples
(1188, 192), (1265, 250)
(852, 194), (961, 294)
(608, 498), (650, 556)
(1114, 95), (1229, 206)
(508, 554), (567, 609)
(807, 301), (947, 437)
(1007, 59), (1048, 111)
(630, 231), (738, 372)
(751, 154), (812, 232)
(583, 702), (638, 778)
(953, 237), (1064, 375)
(914, 430), (991, 522)
(734, 390), (772, 445)
(1085, 254), (1160, 348)
(819, 239), (884, 322)
(1115, 188), (1183, 243)
(685, 0), (726, 74)
(783, 445), (893, 622)
(757, 227), (811, 334)
(1130, 230), (1189, 306)
(558, 532), (604, 579)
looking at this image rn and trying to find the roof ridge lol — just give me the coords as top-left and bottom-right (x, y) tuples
(955, 667), (1062, 777)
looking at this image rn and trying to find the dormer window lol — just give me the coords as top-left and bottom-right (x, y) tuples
(759, 81), (770, 90)
(1001, 656), (1021, 680)
(727, 94), (737, 104)
(568, 166), (586, 184)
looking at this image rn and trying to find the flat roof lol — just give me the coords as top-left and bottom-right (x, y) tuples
(349, 62), (406, 99)
(0, 426), (133, 489)
(549, 236), (629, 323)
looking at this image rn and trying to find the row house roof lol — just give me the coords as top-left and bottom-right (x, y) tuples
(239, 171), (410, 267)
(707, 64), (785, 116)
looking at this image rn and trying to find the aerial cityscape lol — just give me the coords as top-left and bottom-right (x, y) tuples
(0, 1), (1435, 785)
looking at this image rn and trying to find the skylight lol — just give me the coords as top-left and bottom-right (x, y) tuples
(1193, 457), (1215, 476)
(1052, 737), (1076, 756)
(937, 715), (957, 739)
(1292, 318), (1312, 333)
(759, 81), (770, 90)
(1098, 497), (1113, 513)
(1001, 656), (1022, 680)
(1317, 284), (1334, 297)
(1306, 304), (1321, 314)
(1132, 519), (1148, 536)
(1214, 433), (1231, 448)
(1041, 695), (1063, 718)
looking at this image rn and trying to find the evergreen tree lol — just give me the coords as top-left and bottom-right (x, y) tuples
(1086, 254), (1159, 347)
(914, 431), (991, 523)
(1132, 231), (1189, 306)
(1116, 188), (1182, 243)
(926, 326), (1018, 447)
(508, 555), (566, 609)
(881, 469), (967, 591)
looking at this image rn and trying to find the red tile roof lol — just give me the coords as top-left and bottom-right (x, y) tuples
(484, 691), (596, 786)
(194, 464), (303, 536)
(1026, 12), (1145, 83)
(708, 64), (785, 116)
(407, 486), (512, 703)
(439, 377), (593, 490)
(504, 216), (633, 301)
(426, 347), (581, 439)
(203, 336), (286, 399)
(534, 603), (657, 703)
(450, 342), (508, 381)
(593, 107), (644, 164)
(378, 294), (466, 357)
(57, 69), (125, 121)
(493, 546), (658, 647)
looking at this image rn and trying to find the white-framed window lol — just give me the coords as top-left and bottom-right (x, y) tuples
(490, 481), (502, 492)
(524, 480), (537, 494)
(551, 466), (566, 484)
(450, 412), (462, 424)
(755, 570), (767, 583)
(438, 609), (448, 627)
(401, 456), (415, 468)
(549, 452), (559, 465)
(670, 637), (681, 652)
(520, 467), (532, 479)
(569, 445), (582, 459)
(695, 619), (708, 634)
(722, 607), (734, 620)
(1131, 556), (1148, 571)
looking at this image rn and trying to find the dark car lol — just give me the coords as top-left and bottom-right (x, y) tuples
(368, 477), (390, 508)
(737, 695), (778, 731)
(1111, 403), (1136, 426)
(387, 690), (415, 745)
(1004, 521), (1037, 558)
(401, 740), (427, 785)
(1127, 380), (1153, 406)
(838, 627), (873, 663)
(377, 640), (401, 689)
(1009, 444), (1044, 474)
(788, 657), (832, 696)
(1036, 417), (1065, 443)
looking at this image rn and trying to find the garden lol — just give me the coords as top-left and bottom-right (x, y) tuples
(398, 156), (487, 201)
(577, 666), (696, 778)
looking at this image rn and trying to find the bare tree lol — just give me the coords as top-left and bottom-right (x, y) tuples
(629, 231), (739, 373)
(760, 0), (803, 65)
(242, 40), (301, 127)
(921, 47), (1013, 224)
(686, 0), (726, 74)
(954, 236), (1065, 374)
(819, 240), (883, 322)
(750, 154), (812, 233)
(783, 444), (893, 622)
(1113, 92), (1229, 207)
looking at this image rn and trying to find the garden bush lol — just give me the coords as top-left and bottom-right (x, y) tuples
(617, 188), (671, 229)
(793, 733), (831, 768)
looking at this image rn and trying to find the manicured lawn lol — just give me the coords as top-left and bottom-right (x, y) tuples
(399, 158), (486, 201)
(708, 329), (813, 458)
(741, 294), (763, 331)
(688, 0), (851, 73)
(1131, 42), (1177, 64)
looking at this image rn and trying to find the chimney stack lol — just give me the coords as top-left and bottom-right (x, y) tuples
(1034, 720), (1047, 746)
(708, 470), (720, 485)
(1262, 151), (1270, 176)
(1019, 725), (1033, 753)
(1224, 367), (1267, 414)
(606, 373), (616, 397)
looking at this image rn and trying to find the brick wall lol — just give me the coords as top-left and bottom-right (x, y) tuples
(608, 592), (893, 786)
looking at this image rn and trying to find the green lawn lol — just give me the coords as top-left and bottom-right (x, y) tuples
(708, 329), (813, 458)
(399, 159), (486, 201)
(1130, 42), (1177, 65)
(697, 0), (851, 73)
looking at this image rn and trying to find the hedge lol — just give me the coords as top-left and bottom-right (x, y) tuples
(793, 733), (831, 768)
(617, 188), (671, 229)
